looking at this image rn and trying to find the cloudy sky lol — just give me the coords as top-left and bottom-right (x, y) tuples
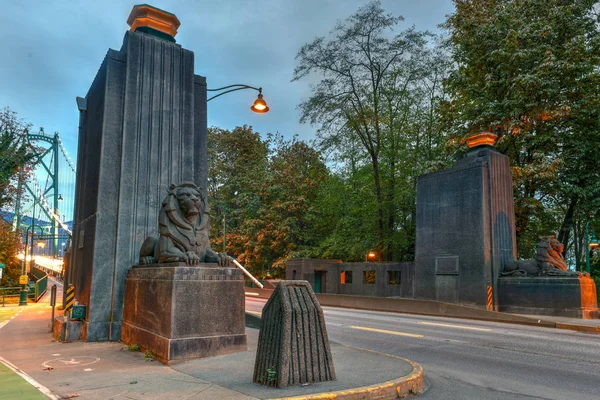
(0, 0), (454, 159)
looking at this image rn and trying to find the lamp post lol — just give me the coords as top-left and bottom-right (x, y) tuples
(585, 221), (599, 274)
(207, 84), (269, 113)
(20, 224), (43, 306)
(209, 198), (227, 253)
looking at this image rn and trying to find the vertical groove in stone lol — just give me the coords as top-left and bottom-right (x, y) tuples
(253, 281), (335, 388)
(178, 49), (183, 182)
(132, 35), (143, 263)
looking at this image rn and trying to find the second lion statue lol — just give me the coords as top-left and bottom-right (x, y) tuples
(139, 182), (231, 267)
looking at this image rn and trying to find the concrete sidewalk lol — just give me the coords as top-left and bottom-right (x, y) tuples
(0, 280), (423, 400)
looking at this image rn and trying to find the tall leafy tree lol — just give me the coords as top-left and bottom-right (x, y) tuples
(442, 0), (600, 258)
(293, 1), (433, 260)
(207, 127), (329, 278)
(0, 107), (35, 209)
(0, 218), (23, 286)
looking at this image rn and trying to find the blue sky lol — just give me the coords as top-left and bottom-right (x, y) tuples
(0, 0), (454, 160)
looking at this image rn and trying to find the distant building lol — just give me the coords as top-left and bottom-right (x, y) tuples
(286, 258), (414, 298)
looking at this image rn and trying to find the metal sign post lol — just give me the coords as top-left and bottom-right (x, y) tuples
(49, 285), (57, 333)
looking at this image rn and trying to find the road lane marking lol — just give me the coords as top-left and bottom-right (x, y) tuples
(245, 292), (260, 296)
(417, 321), (492, 331)
(350, 326), (424, 338)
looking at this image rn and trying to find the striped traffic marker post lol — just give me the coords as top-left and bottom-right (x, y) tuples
(487, 285), (493, 311)
(64, 285), (75, 342)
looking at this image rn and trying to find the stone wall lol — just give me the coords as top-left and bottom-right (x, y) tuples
(285, 258), (414, 298)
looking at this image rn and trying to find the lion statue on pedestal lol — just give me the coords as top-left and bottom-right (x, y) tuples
(502, 236), (586, 277)
(139, 182), (231, 267)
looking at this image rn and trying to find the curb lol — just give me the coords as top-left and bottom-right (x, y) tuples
(555, 323), (600, 334)
(266, 346), (424, 400)
(245, 290), (600, 335)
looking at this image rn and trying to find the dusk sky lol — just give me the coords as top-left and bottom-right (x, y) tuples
(0, 0), (454, 160)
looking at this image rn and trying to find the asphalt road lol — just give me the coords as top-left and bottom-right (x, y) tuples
(246, 298), (600, 400)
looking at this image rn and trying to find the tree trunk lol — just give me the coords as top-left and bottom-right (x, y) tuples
(371, 154), (385, 259)
(557, 197), (577, 258)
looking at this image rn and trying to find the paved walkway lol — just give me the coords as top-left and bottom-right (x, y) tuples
(0, 277), (422, 399)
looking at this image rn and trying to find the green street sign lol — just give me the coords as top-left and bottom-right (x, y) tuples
(0, 264), (5, 269)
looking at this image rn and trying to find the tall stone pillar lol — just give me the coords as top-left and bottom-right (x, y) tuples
(70, 5), (208, 341)
(414, 133), (516, 309)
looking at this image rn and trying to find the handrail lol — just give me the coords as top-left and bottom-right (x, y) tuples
(31, 264), (48, 302)
(231, 259), (263, 289)
(1, 286), (24, 306)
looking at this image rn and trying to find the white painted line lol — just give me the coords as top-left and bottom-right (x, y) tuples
(83, 368), (93, 372)
(0, 356), (59, 400)
(245, 292), (260, 296)
(417, 321), (492, 332)
(52, 354), (60, 356)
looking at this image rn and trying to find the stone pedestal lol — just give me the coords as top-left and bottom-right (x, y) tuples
(122, 263), (247, 364)
(253, 280), (335, 388)
(498, 275), (599, 319)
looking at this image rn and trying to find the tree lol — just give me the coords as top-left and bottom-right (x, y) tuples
(0, 218), (23, 286)
(442, 0), (600, 258)
(0, 107), (35, 210)
(293, 1), (434, 260)
(207, 127), (329, 278)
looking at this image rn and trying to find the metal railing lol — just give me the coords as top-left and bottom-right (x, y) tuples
(31, 264), (48, 302)
(1, 287), (23, 306)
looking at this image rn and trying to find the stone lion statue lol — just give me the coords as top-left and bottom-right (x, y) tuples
(139, 182), (231, 267)
(502, 236), (586, 277)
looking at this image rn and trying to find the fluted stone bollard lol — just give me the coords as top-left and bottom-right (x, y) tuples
(253, 280), (335, 388)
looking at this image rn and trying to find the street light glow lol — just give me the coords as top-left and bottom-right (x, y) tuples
(251, 93), (269, 113)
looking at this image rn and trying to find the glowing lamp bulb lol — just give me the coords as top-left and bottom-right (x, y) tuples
(251, 93), (269, 113)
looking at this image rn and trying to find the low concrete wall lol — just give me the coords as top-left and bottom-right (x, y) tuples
(244, 288), (555, 328)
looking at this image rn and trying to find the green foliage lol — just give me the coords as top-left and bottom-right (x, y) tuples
(590, 249), (600, 287)
(442, 0), (600, 261)
(208, 126), (329, 278)
(293, 0), (452, 260)
(126, 344), (141, 352)
(0, 107), (36, 209)
(0, 218), (24, 286)
(144, 350), (154, 361)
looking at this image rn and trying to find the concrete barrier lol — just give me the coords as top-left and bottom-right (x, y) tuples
(244, 288), (556, 328)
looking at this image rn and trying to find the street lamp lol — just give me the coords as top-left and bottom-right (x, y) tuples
(20, 224), (43, 306)
(364, 239), (374, 262)
(585, 221), (599, 274)
(207, 84), (269, 113)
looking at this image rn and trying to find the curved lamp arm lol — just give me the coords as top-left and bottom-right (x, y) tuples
(207, 84), (262, 102)
(207, 84), (269, 113)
